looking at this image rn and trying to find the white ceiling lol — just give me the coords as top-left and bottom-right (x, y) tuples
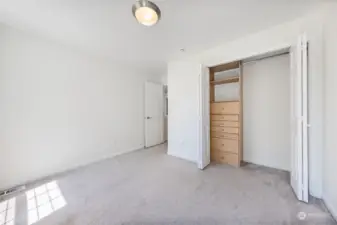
(0, 0), (325, 74)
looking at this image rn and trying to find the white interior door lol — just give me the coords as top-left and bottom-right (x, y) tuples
(198, 65), (211, 169)
(290, 34), (309, 202)
(145, 82), (164, 148)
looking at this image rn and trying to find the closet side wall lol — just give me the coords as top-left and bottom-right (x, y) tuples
(242, 54), (291, 171)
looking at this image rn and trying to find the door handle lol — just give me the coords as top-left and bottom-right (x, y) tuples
(146, 116), (152, 119)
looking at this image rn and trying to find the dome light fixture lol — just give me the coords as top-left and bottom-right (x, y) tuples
(132, 0), (161, 26)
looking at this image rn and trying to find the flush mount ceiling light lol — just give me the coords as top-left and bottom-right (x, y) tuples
(132, 0), (161, 26)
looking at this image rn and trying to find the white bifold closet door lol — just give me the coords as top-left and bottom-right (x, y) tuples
(290, 34), (309, 203)
(198, 65), (210, 169)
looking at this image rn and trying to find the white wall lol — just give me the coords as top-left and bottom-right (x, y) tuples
(168, 8), (324, 198)
(167, 62), (200, 162)
(322, 3), (337, 218)
(161, 73), (168, 85)
(0, 24), (161, 191)
(243, 54), (290, 171)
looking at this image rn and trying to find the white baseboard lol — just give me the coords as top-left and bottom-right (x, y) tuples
(109, 145), (144, 158)
(48, 145), (144, 178)
(323, 197), (337, 221)
(0, 145), (144, 194)
(167, 151), (196, 164)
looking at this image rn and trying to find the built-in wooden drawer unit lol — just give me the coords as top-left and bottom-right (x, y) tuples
(211, 132), (238, 140)
(211, 126), (239, 134)
(209, 62), (242, 167)
(211, 138), (239, 153)
(211, 115), (239, 121)
(211, 151), (240, 166)
(211, 121), (239, 128)
(211, 101), (240, 115)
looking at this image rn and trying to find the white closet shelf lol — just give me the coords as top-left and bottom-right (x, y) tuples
(210, 76), (239, 85)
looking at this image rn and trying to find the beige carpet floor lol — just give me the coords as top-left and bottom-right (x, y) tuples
(1, 144), (335, 225)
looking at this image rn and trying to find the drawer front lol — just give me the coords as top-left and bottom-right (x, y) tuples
(211, 138), (239, 153)
(211, 151), (240, 166)
(211, 115), (239, 121)
(211, 126), (239, 134)
(211, 132), (238, 140)
(211, 121), (239, 127)
(211, 102), (240, 114)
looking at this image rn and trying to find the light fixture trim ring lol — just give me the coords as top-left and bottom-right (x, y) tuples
(132, 0), (161, 24)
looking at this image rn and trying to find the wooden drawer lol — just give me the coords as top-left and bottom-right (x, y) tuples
(211, 151), (240, 166)
(211, 115), (239, 121)
(211, 121), (239, 127)
(211, 102), (240, 115)
(211, 138), (239, 153)
(211, 126), (239, 134)
(211, 132), (238, 140)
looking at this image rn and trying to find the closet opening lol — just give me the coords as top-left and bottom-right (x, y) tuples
(209, 51), (292, 169)
(200, 37), (309, 202)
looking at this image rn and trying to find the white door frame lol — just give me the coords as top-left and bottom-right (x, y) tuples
(197, 34), (309, 202)
(302, 34), (309, 202)
(144, 81), (164, 148)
